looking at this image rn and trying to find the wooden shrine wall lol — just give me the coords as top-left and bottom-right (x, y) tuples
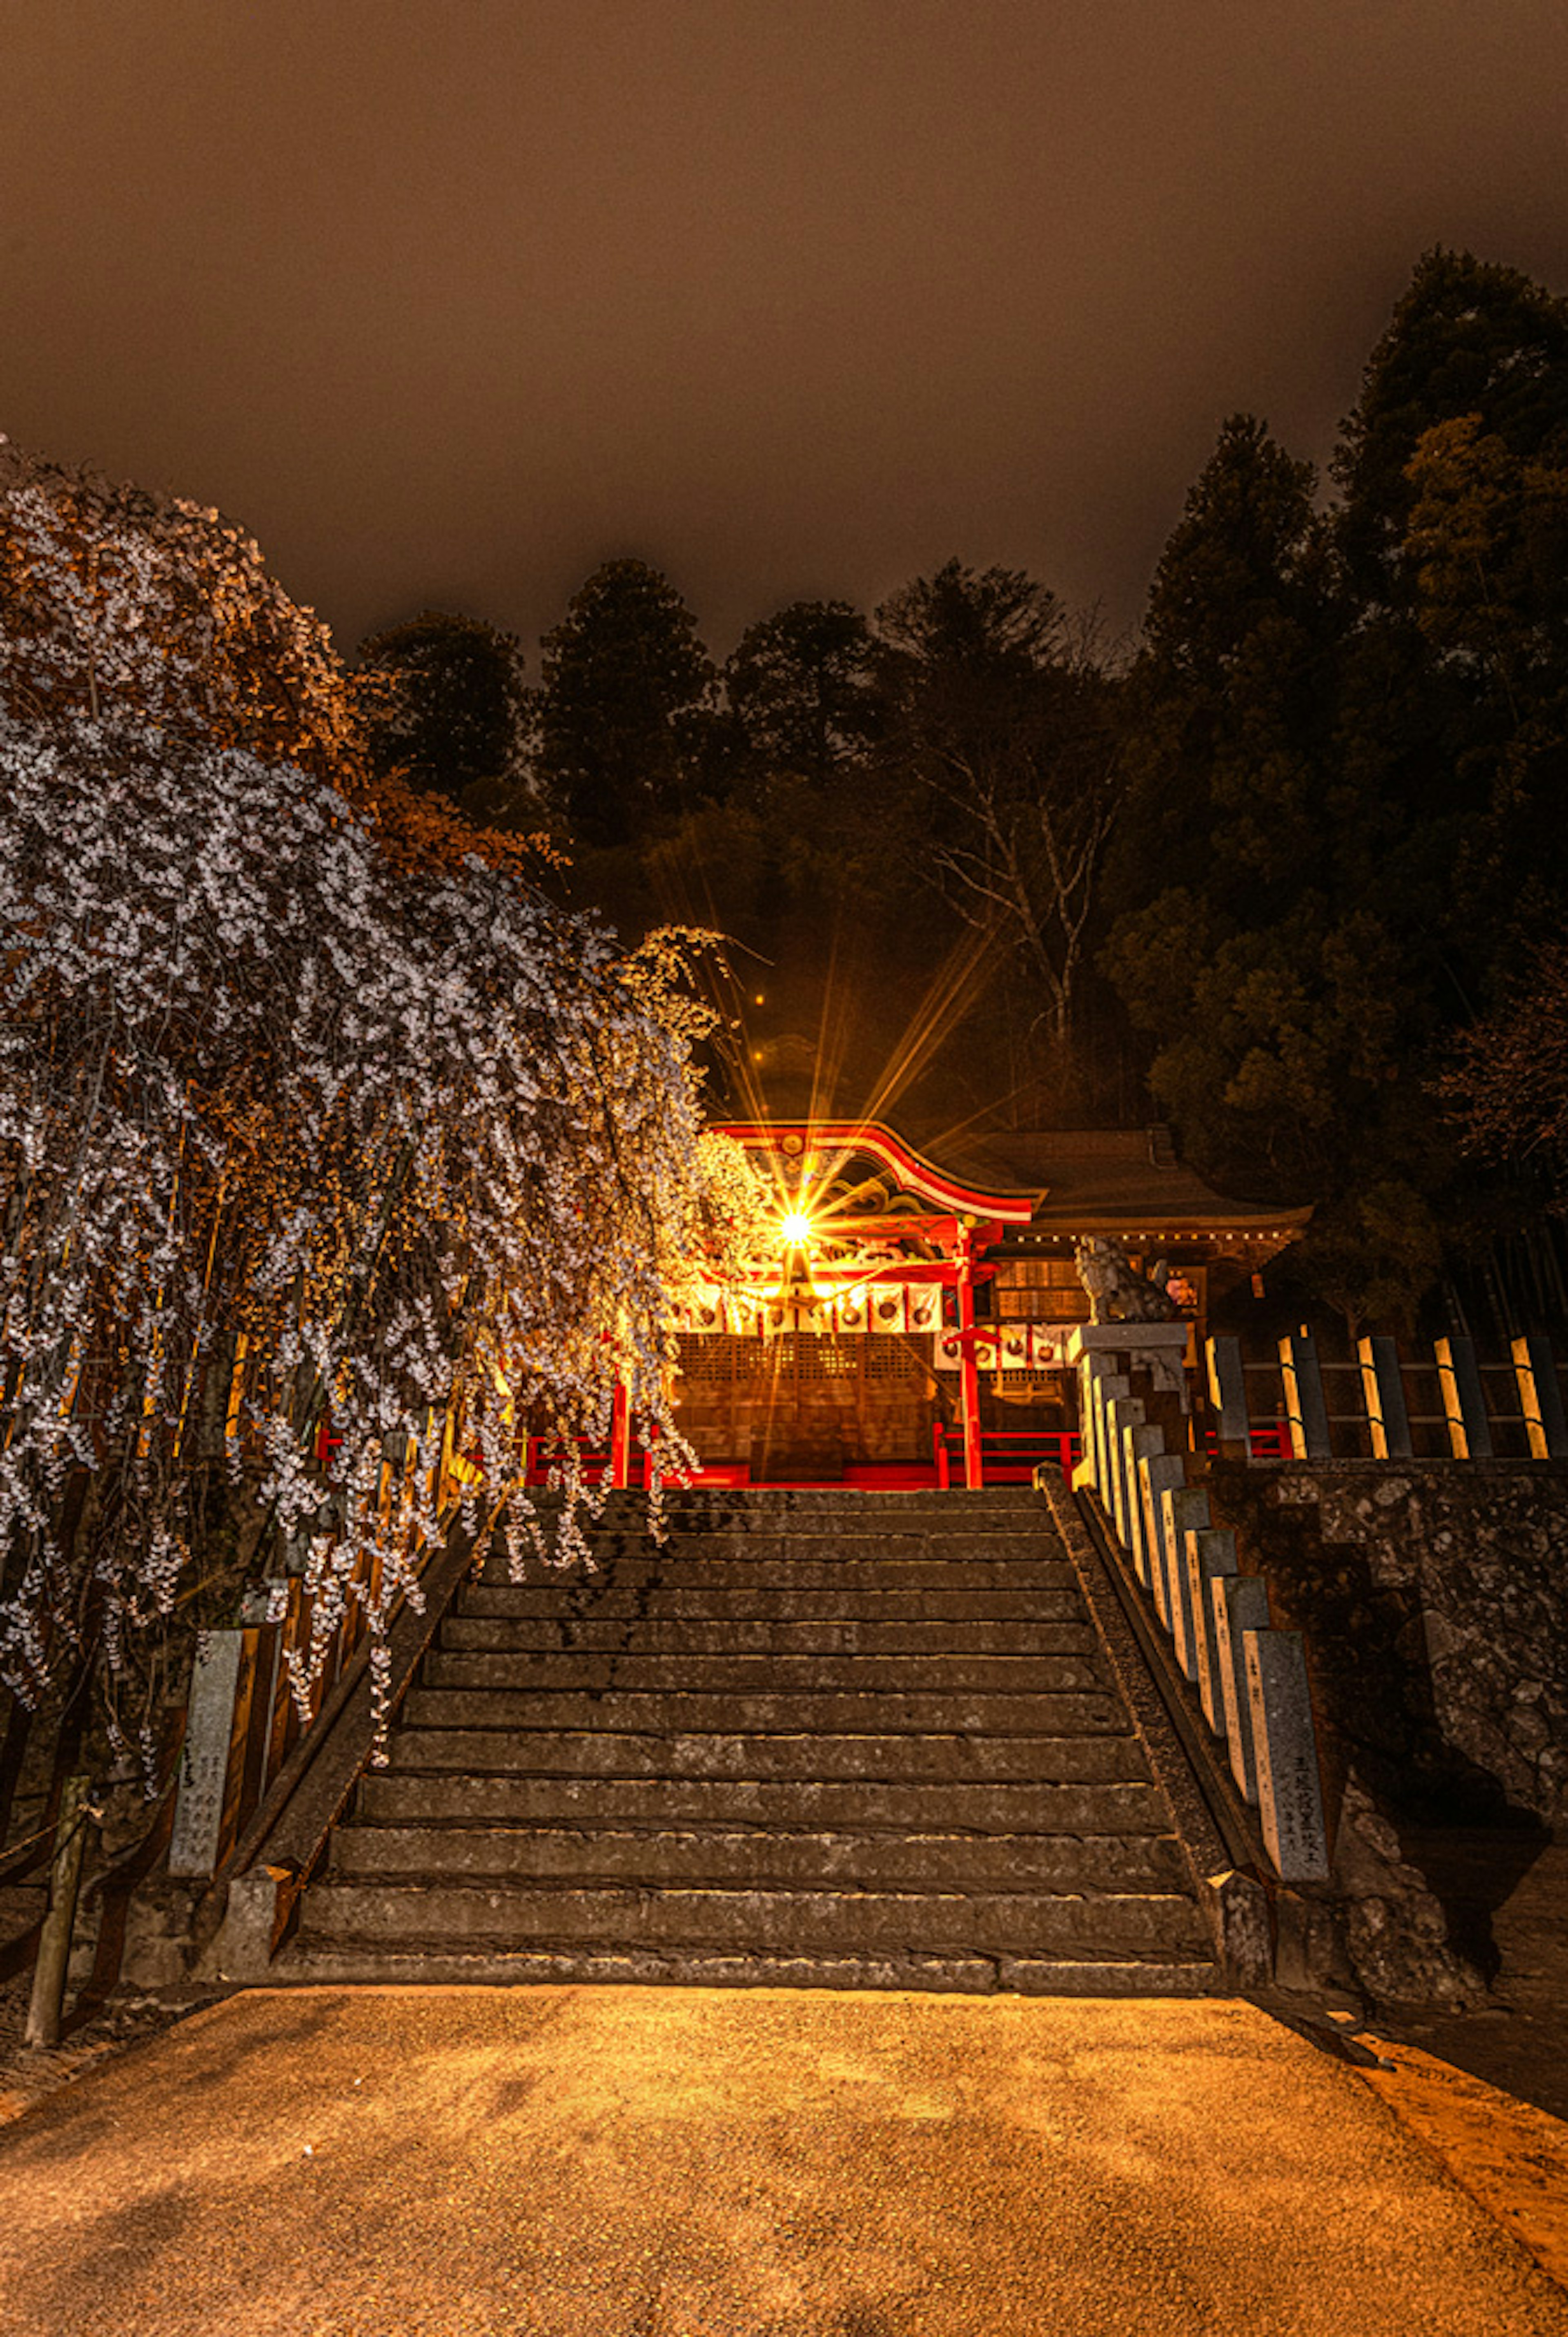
(674, 1331), (937, 1466)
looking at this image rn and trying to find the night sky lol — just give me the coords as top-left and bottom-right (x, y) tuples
(6, 1), (1568, 662)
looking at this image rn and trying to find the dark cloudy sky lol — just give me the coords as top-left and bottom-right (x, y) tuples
(5, 1), (1568, 663)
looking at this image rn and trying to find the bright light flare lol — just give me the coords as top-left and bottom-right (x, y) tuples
(780, 1211), (813, 1246)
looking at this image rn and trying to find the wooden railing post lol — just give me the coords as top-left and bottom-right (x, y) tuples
(25, 1775), (95, 2048)
(1278, 1331), (1331, 1460)
(1358, 1335), (1412, 1459)
(1513, 1333), (1568, 1459)
(608, 1380), (632, 1489)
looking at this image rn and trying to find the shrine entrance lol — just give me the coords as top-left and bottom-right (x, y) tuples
(674, 1326), (938, 1481)
(667, 1121), (1046, 1488)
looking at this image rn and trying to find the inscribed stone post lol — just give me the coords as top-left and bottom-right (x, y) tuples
(1104, 1392), (1145, 1549)
(1076, 1353), (1118, 1493)
(169, 1630), (256, 1878)
(1093, 1374), (1130, 1514)
(1244, 1628), (1330, 1881)
(1160, 1485), (1211, 1678)
(1186, 1525), (1237, 1730)
(1120, 1425), (1165, 1581)
(1137, 1450), (1186, 1616)
(1211, 1574), (1270, 1804)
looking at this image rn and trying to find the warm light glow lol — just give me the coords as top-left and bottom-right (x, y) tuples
(780, 1211), (813, 1246)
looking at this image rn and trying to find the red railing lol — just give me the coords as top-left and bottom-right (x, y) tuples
(933, 1422), (1080, 1488)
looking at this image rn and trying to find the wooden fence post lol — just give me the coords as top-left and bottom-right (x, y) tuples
(1513, 1333), (1568, 1459)
(1358, 1335), (1412, 1460)
(1435, 1336), (1492, 1460)
(25, 1775), (95, 2049)
(1278, 1331), (1331, 1460)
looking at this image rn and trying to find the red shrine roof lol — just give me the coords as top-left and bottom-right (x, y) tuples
(713, 1118), (1308, 1249)
(713, 1121), (1042, 1228)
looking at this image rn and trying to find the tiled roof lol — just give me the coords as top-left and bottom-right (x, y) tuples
(933, 1127), (1311, 1236)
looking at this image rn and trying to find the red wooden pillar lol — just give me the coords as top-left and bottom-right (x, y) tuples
(609, 1379), (632, 1490)
(956, 1237), (983, 1490)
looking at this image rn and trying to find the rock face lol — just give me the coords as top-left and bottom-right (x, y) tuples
(1211, 1461), (1568, 1831)
(277, 1489), (1221, 1994)
(1209, 1459), (1568, 2008)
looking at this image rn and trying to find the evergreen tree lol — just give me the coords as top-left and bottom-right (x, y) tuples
(1334, 245), (1568, 598)
(535, 560), (715, 847)
(724, 599), (881, 795)
(355, 608), (531, 819)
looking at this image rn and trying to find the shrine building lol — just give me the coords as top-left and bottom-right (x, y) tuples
(655, 1120), (1306, 1490)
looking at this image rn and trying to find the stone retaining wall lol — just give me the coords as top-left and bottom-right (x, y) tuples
(1208, 1460), (1568, 1832)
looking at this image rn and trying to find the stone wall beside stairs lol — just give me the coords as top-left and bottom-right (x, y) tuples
(1207, 1461), (1568, 1833)
(1203, 1458), (1568, 2007)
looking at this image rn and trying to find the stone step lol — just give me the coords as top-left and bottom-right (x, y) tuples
(353, 1771), (1174, 1836)
(400, 1686), (1127, 1736)
(267, 1942), (1220, 1995)
(542, 1493), (1042, 1523)
(327, 1823), (1190, 1894)
(439, 1615), (1101, 1657)
(481, 1559), (1076, 1593)
(421, 1650), (1109, 1695)
(459, 1586), (1085, 1622)
(299, 1878), (1213, 1958)
(383, 1728), (1151, 1784)
(482, 1532), (1059, 1573)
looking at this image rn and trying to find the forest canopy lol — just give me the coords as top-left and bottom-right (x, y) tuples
(350, 250), (1566, 1341)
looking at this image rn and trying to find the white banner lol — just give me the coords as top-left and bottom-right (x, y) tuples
(867, 1283), (906, 1334)
(905, 1285), (942, 1335)
(935, 1323), (1072, 1373)
(1029, 1325), (1073, 1368)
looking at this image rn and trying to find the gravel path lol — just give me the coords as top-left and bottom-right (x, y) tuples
(0, 1985), (1565, 2336)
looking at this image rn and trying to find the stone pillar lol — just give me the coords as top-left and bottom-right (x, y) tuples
(169, 1629), (261, 1879)
(1120, 1424), (1165, 1579)
(1435, 1335), (1492, 1461)
(1160, 1484), (1212, 1680)
(1513, 1332), (1568, 1460)
(1104, 1393), (1146, 1549)
(1211, 1573), (1270, 1805)
(1358, 1335), (1412, 1460)
(1278, 1330), (1331, 1460)
(1090, 1372), (1129, 1507)
(1074, 1352), (1118, 1493)
(1186, 1525), (1237, 1731)
(1244, 1628), (1330, 1882)
(1138, 1450), (1188, 1618)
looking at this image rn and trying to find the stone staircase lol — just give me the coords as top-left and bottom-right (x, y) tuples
(278, 1488), (1221, 1993)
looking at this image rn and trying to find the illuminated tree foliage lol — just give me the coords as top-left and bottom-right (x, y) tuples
(0, 451), (761, 1776)
(1438, 940), (1568, 1187)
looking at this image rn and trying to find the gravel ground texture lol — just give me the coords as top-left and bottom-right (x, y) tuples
(0, 1984), (1564, 2337)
